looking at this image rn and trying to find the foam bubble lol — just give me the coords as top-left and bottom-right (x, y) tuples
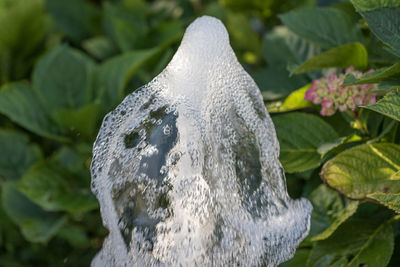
(91, 16), (311, 267)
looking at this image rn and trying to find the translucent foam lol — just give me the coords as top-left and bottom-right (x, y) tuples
(91, 16), (312, 267)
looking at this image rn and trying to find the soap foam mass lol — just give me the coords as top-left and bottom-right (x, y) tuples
(91, 16), (312, 267)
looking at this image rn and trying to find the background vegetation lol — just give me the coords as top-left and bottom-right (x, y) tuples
(0, 0), (399, 266)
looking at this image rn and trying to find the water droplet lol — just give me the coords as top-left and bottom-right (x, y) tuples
(163, 125), (171, 136)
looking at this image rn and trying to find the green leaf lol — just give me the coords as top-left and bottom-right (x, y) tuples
(272, 113), (339, 173)
(56, 224), (90, 248)
(263, 26), (321, 68)
(52, 103), (101, 138)
(347, 221), (394, 267)
(322, 113), (358, 137)
(82, 36), (117, 60)
(279, 7), (363, 49)
(368, 34), (400, 65)
(16, 159), (97, 214)
(309, 185), (359, 241)
(103, 0), (148, 52)
(379, 78), (400, 90)
(256, 26), (319, 100)
(318, 137), (350, 159)
(32, 45), (95, 112)
(351, 0), (400, 11)
(321, 143), (400, 199)
(0, 130), (41, 182)
(343, 62), (400, 85)
(308, 218), (394, 267)
(139, 20), (183, 50)
(44, 0), (100, 43)
(367, 192), (400, 213)
(362, 108), (388, 137)
(95, 47), (162, 110)
(1, 183), (66, 243)
(267, 84), (313, 112)
(388, 236), (400, 267)
(0, 0), (48, 83)
(53, 146), (91, 176)
(0, 82), (67, 141)
(226, 11), (261, 60)
(356, 6), (400, 57)
(293, 43), (368, 74)
(279, 249), (310, 267)
(363, 93), (400, 122)
(254, 67), (309, 100)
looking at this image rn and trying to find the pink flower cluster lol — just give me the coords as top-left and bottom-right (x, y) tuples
(304, 67), (377, 116)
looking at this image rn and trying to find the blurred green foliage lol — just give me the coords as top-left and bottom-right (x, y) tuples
(0, 0), (399, 266)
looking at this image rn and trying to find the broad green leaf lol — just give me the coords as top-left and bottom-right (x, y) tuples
(371, 118), (398, 143)
(309, 185), (359, 241)
(267, 84), (313, 112)
(379, 78), (400, 90)
(226, 12), (261, 60)
(256, 26), (319, 99)
(351, 0), (400, 11)
(363, 93), (400, 122)
(0, 82), (66, 141)
(356, 5), (400, 57)
(54, 146), (91, 176)
(254, 67), (309, 100)
(322, 112), (358, 137)
(16, 160), (97, 214)
(360, 109), (397, 143)
(321, 143), (400, 199)
(263, 26), (319, 80)
(32, 45), (95, 112)
(263, 26), (321, 68)
(82, 36), (117, 60)
(56, 224), (90, 248)
(343, 62), (400, 85)
(0, 192), (12, 248)
(52, 103), (102, 138)
(293, 43), (368, 74)
(279, 249), (310, 267)
(272, 113), (339, 173)
(388, 236), (400, 267)
(0, 1), (44, 55)
(0, 0), (48, 83)
(308, 217), (394, 267)
(318, 137), (350, 159)
(0, 130), (41, 181)
(103, 0), (148, 52)
(347, 221), (394, 267)
(44, 0), (101, 42)
(279, 7), (363, 49)
(95, 47), (162, 110)
(139, 20), (183, 50)
(367, 192), (400, 213)
(1, 183), (66, 243)
(368, 34), (400, 65)
(149, 48), (174, 79)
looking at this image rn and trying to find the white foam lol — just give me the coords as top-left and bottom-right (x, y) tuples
(91, 16), (312, 267)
